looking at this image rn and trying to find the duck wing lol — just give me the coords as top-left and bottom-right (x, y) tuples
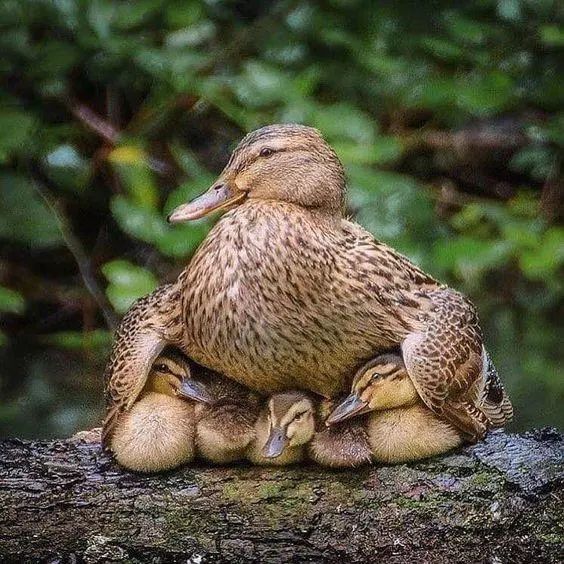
(401, 288), (491, 441)
(102, 283), (182, 447)
(479, 350), (513, 427)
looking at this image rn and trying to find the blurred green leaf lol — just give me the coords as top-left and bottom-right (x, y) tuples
(0, 286), (25, 314)
(42, 329), (112, 350)
(540, 25), (564, 47)
(102, 260), (158, 313)
(0, 173), (63, 247)
(110, 195), (166, 244)
(0, 110), (35, 162)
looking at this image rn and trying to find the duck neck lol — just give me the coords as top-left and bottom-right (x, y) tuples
(236, 199), (342, 231)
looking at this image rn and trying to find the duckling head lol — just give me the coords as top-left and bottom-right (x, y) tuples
(168, 124), (346, 223)
(326, 355), (410, 425)
(146, 349), (215, 405)
(262, 391), (315, 459)
(145, 349), (192, 397)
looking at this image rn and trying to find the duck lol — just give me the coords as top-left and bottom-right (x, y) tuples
(104, 123), (511, 449)
(326, 351), (513, 462)
(104, 347), (204, 473)
(247, 391), (372, 468)
(176, 366), (262, 464)
(247, 391), (316, 466)
(307, 399), (372, 468)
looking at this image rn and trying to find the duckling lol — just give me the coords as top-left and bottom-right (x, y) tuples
(176, 368), (261, 464)
(247, 392), (316, 466)
(327, 351), (512, 462)
(326, 353), (420, 424)
(307, 399), (372, 468)
(365, 405), (464, 464)
(246, 392), (372, 468)
(105, 348), (201, 473)
(105, 123), (512, 447)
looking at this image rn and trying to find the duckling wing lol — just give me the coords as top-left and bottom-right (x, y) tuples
(102, 284), (180, 447)
(401, 288), (491, 441)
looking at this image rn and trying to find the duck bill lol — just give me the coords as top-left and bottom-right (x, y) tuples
(326, 394), (370, 426)
(261, 427), (288, 459)
(167, 181), (246, 223)
(176, 378), (215, 405)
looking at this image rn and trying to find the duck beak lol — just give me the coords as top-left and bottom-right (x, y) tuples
(261, 427), (288, 458)
(326, 394), (369, 426)
(167, 180), (246, 223)
(176, 378), (215, 405)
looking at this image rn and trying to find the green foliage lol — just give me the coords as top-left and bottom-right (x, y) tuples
(102, 260), (158, 313)
(0, 0), (562, 434)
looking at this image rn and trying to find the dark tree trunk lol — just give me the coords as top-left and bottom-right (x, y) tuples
(0, 429), (562, 563)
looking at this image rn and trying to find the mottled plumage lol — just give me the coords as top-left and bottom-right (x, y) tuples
(103, 123), (512, 447)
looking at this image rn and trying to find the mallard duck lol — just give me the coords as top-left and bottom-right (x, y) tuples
(326, 350), (512, 462)
(104, 348), (199, 473)
(247, 392), (316, 466)
(176, 367), (261, 464)
(104, 123), (511, 447)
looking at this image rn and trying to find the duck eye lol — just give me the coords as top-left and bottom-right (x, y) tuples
(155, 363), (171, 374)
(259, 147), (275, 158)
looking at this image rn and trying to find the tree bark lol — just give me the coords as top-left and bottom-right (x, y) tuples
(0, 428), (562, 563)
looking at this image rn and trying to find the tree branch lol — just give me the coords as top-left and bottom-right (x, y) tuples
(29, 164), (118, 330)
(0, 429), (561, 562)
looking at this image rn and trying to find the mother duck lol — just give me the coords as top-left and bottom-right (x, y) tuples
(103, 124), (508, 445)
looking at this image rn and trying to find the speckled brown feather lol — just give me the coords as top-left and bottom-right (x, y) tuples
(102, 283), (182, 447)
(178, 203), (438, 398)
(401, 289), (488, 440)
(104, 124), (511, 447)
(479, 351), (513, 427)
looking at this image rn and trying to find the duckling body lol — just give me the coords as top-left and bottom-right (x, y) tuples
(327, 351), (512, 462)
(178, 370), (261, 464)
(308, 400), (372, 468)
(105, 124), (512, 446)
(110, 392), (195, 473)
(105, 349), (196, 473)
(366, 405), (463, 464)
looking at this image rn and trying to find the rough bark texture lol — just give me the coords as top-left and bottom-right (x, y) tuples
(0, 429), (562, 563)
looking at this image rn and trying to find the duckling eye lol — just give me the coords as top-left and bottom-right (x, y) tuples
(155, 363), (171, 374)
(259, 147), (275, 158)
(294, 411), (308, 422)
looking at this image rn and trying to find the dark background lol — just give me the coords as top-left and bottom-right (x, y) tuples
(0, 0), (562, 438)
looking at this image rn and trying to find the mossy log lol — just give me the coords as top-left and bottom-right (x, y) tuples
(0, 429), (562, 563)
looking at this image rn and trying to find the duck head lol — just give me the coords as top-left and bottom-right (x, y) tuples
(262, 391), (315, 458)
(167, 124), (346, 223)
(326, 354), (410, 425)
